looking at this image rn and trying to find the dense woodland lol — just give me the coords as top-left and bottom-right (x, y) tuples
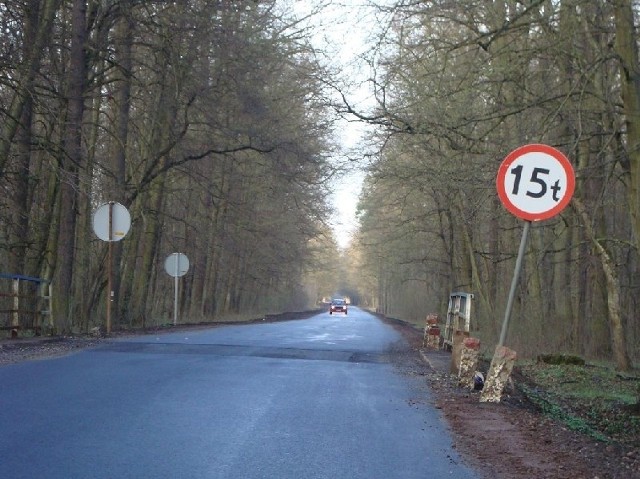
(350, 0), (640, 370)
(0, 1), (343, 334)
(1, 1), (640, 370)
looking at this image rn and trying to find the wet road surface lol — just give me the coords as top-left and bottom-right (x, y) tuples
(0, 308), (479, 478)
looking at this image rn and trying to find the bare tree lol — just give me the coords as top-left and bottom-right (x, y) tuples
(353, 0), (640, 366)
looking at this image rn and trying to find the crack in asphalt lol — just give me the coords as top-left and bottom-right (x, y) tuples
(95, 341), (390, 364)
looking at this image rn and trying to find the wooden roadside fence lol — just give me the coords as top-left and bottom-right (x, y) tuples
(0, 273), (52, 337)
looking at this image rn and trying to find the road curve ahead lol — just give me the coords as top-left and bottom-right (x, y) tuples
(0, 307), (479, 479)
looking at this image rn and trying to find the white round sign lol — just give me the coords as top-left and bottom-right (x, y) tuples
(164, 253), (189, 277)
(497, 144), (575, 221)
(92, 202), (131, 242)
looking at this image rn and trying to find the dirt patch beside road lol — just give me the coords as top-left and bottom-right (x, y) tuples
(383, 316), (640, 479)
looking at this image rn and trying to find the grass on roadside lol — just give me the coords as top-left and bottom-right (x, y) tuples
(517, 361), (640, 445)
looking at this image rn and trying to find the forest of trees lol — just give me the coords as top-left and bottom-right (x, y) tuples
(351, 0), (640, 370)
(2, 1), (640, 371)
(0, 1), (345, 334)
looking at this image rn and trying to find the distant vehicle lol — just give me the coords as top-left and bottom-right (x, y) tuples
(329, 298), (347, 315)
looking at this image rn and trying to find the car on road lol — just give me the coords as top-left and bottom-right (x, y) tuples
(329, 298), (347, 315)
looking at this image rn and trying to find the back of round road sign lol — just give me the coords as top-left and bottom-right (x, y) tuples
(164, 253), (189, 277)
(92, 202), (131, 241)
(496, 144), (575, 222)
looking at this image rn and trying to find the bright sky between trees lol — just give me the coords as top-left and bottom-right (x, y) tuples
(291, 0), (383, 249)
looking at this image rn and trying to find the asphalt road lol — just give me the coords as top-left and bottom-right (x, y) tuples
(0, 307), (479, 478)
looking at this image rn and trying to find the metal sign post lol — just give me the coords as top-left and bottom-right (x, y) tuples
(495, 144), (575, 345)
(92, 202), (131, 335)
(174, 262), (178, 326)
(481, 144), (575, 403)
(107, 202), (113, 335)
(498, 220), (530, 348)
(164, 253), (189, 325)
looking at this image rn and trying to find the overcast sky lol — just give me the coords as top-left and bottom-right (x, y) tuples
(291, 0), (384, 249)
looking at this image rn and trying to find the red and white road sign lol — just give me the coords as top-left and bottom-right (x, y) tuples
(497, 144), (575, 221)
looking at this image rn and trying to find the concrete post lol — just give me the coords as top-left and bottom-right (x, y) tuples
(11, 279), (19, 328)
(480, 346), (517, 403)
(458, 337), (481, 389)
(426, 326), (440, 348)
(450, 330), (470, 374)
(422, 314), (439, 348)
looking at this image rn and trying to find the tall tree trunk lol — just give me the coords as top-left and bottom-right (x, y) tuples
(0, 0), (61, 176)
(129, 178), (166, 325)
(112, 7), (134, 328)
(6, 1), (44, 277)
(613, 1), (640, 251)
(195, 191), (222, 318)
(53, 0), (87, 333)
(75, 84), (103, 333)
(8, 93), (34, 276)
(573, 198), (632, 371)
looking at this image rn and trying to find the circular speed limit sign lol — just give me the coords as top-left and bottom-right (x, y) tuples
(497, 144), (575, 221)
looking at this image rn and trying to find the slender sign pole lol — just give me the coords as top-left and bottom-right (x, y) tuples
(498, 220), (531, 347)
(106, 202), (113, 335)
(174, 253), (179, 325)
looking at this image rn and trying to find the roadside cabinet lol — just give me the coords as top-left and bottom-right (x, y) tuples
(442, 292), (474, 350)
